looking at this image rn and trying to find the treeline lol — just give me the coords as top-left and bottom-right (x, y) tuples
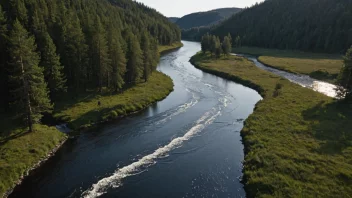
(212, 0), (352, 53)
(0, 0), (180, 131)
(184, 0), (352, 53)
(201, 33), (232, 58)
(336, 46), (352, 100)
(182, 26), (212, 41)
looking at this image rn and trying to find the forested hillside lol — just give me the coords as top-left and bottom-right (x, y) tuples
(168, 17), (179, 23)
(0, 0), (180, 129)
(211, 0), (352, 53)
(176, 8), (241, 30)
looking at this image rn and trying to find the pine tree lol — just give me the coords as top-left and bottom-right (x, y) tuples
(141, 31), (152, 82)
(126, 33), (143, 84)
(227, 33), (232, 45)
(222, 35), (232, 56)
(60, 11), (88, 92)
(91, 15), (110, 92)
(109, 33), (126, 92)
(8, 20), (52, 132)
(215, 37), (222, 59)
(201, 35), (207, 54)
(336, 46), (352, 100)
(11, 0), (28, 27)
(211, 35), (217, 56)
(151, 37), (160, 69)
(40, 32), (67, 99)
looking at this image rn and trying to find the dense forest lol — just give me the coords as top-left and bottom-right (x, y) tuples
(0, 0), (180, 131)
(184, 0), (352, 53)
(175, 8), (241, 30)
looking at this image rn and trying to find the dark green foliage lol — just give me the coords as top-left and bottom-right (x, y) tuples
(221, 35), (232, 56)
(39, 32), (67, 99)
(141, 31), (153, 82)
(211, 0), (352, 53)
(109, 31), (126, 92)
(91, 15), (111, 92)
(176, 8), (241, 30)
(186, 0), (352, 53)
(8, 20), (52, 131)
(201, 33), (225, 58)
(336, 46), (352, 100)
(182, 26), (211, 41)
(126, 32), (143, 84)
(0, 0), (181, 126)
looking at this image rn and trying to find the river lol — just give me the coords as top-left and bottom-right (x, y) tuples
(236, 54), (337, 98)
(10, 41), (262, 198)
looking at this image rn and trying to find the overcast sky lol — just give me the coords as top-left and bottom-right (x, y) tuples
(135, 0), (265, 17)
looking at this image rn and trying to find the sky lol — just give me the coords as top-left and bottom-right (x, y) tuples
(135, 0), (265, 17)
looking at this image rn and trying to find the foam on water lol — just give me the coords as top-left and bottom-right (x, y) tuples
(155, 91), (199, 125)
(82, 108), (222, 198)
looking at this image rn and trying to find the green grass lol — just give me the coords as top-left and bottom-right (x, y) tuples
(233, 47), (343, 83)
(0, 121), (66, 197)
(54, 71), (173, 130)
(191, 52), (352, 198)
(158, 41), (183, 54)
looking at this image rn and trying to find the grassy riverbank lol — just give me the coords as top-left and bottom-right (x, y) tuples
(191, 52), (352, 197)
(54, 71), (173, 130)
(232, 47), (343, 83)
(0, 42), (181, 197)
(0, 122), (66, 197)
(158, 41), (183, 54)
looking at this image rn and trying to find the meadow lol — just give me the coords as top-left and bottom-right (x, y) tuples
(191, 52), (352, 197)
(232, 47), (343, 83)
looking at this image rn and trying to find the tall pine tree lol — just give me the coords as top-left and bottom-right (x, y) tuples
(126, 32), (143, 84)
(40, 32), (67, 99)
(91, 15), (110, 92)
(109, 34), (126, 92)
(141, 31), (152, 82)
(8, 20), (52, 132)
(222, 35), (232, 56)
(60, 10), (88, 92)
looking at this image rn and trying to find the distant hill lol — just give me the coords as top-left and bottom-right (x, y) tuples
(175, 8), (242, 29)
(168, 17), (180, 23)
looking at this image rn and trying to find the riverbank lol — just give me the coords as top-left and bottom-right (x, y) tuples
(232, 47), (343, 84)
(54, 71), (173, 130)
(0, 124), (67, 197)
(0, 42), (182, 197)
(190, 52), (352, 197)
(158, 41), (183, 54)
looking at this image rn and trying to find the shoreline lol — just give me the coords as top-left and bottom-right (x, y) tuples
(3, 43), (183, 198)
(4, 136), (67, 198)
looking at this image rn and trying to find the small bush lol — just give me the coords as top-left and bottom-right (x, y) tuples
(273, 82), (283, 97)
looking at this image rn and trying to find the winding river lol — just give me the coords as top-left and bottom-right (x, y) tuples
(236, 54), (337, 98)
(10, 41), (262, 198)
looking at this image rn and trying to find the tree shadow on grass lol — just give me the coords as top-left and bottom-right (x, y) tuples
(302, 100), (352, 155)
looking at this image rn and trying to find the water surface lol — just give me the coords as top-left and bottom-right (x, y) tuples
(10, 41), (262, 198)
